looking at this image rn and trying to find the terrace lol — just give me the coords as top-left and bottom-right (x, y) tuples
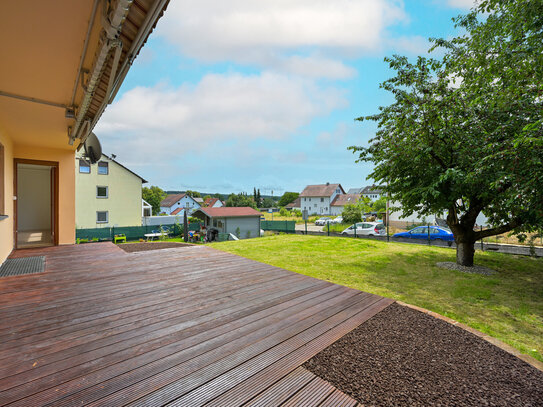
(0, 243), (392, 406)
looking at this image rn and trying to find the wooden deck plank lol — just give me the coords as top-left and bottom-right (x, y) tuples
(0, 243), (392, 407)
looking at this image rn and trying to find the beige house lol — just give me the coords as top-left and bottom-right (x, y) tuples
(76, 154), (146, 228)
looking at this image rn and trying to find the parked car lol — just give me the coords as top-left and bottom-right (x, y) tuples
(393, 226), (454, 242)
(331, 216), (343, 224)
(315, 217), (331, 226)
(342, 222), (385, 236)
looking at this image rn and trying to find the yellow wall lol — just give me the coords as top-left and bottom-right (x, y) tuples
(0, 129), (14, 264)
(75, 155), (143, 228)
(14, 144), (75, 246)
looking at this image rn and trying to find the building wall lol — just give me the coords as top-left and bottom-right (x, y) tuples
(14, 144), (75, 245)
(0, 130), (14, 264)
(300, 196), (332, 215)
(330, 205), (343, 216)
(224, 216), (260, 239)
(76, 155), (142, 228)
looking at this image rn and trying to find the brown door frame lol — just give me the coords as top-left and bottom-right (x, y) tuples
(13, 158), (60, 248)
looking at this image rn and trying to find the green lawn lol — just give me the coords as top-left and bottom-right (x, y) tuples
(211, 234), (543, 362)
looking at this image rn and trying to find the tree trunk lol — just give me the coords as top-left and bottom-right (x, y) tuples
(456, 240), (475, 267)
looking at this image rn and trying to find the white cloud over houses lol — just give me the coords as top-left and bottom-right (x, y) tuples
(156, 0), (407, 78)
(96, 71), (347, 163)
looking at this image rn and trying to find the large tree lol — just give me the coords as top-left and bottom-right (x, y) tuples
(278, 192), (300, 207)
(225, 193), (257, 209)
(351, 0), (543, 266)
(142, 186), (166, 216)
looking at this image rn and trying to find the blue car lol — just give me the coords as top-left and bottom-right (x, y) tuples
(393, 226), (454, 242)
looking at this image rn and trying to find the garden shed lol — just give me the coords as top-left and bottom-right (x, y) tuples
(192, 207), (261, 239)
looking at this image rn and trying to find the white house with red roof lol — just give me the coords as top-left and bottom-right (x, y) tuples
(299, 183), (345, 215)
(204, 197), (224, 208)
(160, 193), (201, 215)
(192, 207), (261, 239)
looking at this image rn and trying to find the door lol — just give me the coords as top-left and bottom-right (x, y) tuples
(15, 160), (58, 248)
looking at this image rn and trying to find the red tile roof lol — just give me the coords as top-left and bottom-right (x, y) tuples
(160, 193), (186, 207)
(196, 207), (262, 218)
(331, 194), (361, 206)
(171, 207), (184, 215)
(299, 183), (344, 197)
(204, 197), (220, 207)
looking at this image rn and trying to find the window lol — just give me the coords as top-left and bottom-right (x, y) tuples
(96, 211), (108, 223)
(320, 198), (324, 202)
(79, 159), (90, 173)
(96, 186), (108, 198)
(97, 161), (108, 175)
(314, 203), (317, 207)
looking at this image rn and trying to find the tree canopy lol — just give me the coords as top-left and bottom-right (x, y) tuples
(142, 186), (166, 216)
(350, 0), (543, 266)
(278, 192), (300, 207)
(225, 192), (257, 209)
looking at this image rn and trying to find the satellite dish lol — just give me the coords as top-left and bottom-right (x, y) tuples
(84, 132), (102, 164)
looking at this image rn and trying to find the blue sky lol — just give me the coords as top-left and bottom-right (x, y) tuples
(96, 0), (475, 195)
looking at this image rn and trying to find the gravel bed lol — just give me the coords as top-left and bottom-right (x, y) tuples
(303, 303), (543, 406)
(437, 261), (497, 275)
(118, 242), (194, 253)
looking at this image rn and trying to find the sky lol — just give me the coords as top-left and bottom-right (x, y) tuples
(95, 0), (477, 196)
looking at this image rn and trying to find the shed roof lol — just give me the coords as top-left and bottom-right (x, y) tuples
(299, 183), (344, 197)
(196, 207), (262, 218)
(285, 197), (301, 208)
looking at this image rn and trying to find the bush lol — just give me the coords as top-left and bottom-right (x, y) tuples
(279, 207), (289, 217)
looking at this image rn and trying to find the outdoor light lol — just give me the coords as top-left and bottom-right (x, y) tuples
(65, 107), (75, 119)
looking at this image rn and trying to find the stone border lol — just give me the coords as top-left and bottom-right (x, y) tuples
(396, 300), (543, 372)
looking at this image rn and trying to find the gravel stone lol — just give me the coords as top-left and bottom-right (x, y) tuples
(118, 242), (194, 253)
(303, 303), (543, 407)
(436, 261), (497, 275)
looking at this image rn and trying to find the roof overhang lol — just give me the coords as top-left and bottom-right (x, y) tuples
(0, 0), (169, 150)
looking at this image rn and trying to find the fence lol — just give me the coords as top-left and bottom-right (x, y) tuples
(76, 222), (202, 242)
(261, 220), (296, 233)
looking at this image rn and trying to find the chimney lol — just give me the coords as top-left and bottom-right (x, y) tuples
(326, 182), (330, 186)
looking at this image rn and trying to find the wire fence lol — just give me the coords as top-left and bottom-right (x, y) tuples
(76, 223), (203, 242)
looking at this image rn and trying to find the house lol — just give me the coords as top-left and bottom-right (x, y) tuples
(192, 207), (261, 239)
(299, 183), (345, 215)
(330, 194), (361, 216)
(193, 197), (204, 205)
(0, 0), (168, 261)
(285, 197), (301, 211)
(160, 193), (201, 215)
(348, 185), (384, 200)
(204, 197), (224, 208)
(76, 153), (147, 228)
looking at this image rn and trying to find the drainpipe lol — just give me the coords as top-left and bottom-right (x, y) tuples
(70, 0), (133, 145)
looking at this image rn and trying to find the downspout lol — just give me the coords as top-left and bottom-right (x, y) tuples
(70, 0), (133, 145)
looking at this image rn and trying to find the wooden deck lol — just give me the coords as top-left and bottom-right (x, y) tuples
(0, 243), (393, 406)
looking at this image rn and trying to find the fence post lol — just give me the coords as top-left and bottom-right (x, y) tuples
(354, 224), (357, 239)
(327, 221), (330, 236)
(427, 223), (431, 246)
(480, 225), (484, 251)
(305, 219), (307, 235)
(111, 226), (114, 240)
(285, 220), (288, 234)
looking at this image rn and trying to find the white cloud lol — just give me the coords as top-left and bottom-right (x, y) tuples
(156, 0), (406, 77)
(446, 0), (478, 9)
(96, 71), (347, 163)
(391, 35), (433, 56)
